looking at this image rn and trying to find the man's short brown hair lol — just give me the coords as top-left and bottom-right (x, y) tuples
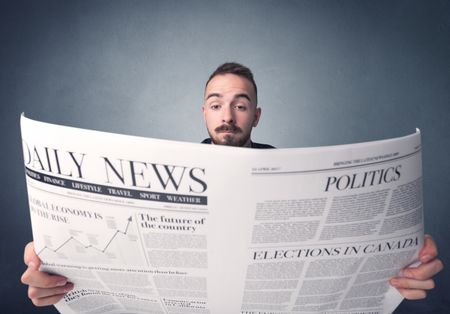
(206, 62), (258, 103)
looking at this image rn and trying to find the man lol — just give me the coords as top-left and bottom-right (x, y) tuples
(21, 62), (443, 306)
(201, 62), (274, 149)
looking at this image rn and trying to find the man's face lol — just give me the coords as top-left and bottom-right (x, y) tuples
(203, 73), (261, 147)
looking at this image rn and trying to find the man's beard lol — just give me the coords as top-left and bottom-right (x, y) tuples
(208, 124), (251, 147)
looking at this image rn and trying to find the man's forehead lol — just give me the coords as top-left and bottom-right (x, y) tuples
(204, 74), (256, 101)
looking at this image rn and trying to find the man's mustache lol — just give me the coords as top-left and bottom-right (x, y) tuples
(215, 124), (242, 133)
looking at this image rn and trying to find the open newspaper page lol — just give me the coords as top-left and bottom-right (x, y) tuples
(233, 131), (423, 314)
(21, 115), (423, 314)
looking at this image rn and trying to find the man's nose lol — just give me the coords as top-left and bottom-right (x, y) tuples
(221, 105), (234, 123)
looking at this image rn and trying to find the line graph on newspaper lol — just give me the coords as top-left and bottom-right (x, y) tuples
(28, 184), (147, 267)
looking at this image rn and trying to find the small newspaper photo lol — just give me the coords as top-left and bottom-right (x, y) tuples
(21, 115), (424, 314)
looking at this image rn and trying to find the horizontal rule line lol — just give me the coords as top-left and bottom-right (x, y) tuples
(24, 167), (207, 206)
(252, 149), (420, 175)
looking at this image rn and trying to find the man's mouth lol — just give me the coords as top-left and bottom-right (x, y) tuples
(215, 124), (241, 134)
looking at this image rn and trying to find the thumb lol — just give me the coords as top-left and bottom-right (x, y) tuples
(24, 241), (41, 270)
(419, 234), (438, 263)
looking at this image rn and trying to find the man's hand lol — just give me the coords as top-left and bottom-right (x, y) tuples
(390, 234), (444, 300)
(21, 242), (74, 306)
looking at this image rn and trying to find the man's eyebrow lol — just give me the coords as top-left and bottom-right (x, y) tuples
(234, 93), (251, 102)
(205, 93), (252, 102)
(205, 93), (222, 100)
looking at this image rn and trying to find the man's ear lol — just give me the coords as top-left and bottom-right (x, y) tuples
(202, 105), (206, 122)
(253, 107), (262, 127)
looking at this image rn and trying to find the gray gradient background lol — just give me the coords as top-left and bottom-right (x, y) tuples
(1, 0), (449, 313)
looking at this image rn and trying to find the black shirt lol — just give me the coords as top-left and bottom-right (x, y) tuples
(201, 138), (275, 149)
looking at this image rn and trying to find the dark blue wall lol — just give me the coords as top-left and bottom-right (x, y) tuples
(1, 1), (448, 313)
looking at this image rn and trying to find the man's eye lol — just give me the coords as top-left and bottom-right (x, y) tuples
(235, 104), (247, 111)
(210, 104), (221, 110)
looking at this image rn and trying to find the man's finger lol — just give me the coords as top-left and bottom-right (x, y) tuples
(21, 267), (68, 288)
(396, 288), (427, 300)
(23, 242), (41, 270)
(30, 293), (68, 307)
(402, 259), (444, 280)
(419, 234), (438, 263)
(390, 277), (435, 290)
(28, 283), (74, 300)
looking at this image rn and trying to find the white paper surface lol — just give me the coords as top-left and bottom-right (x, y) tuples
(21, 115), (424, 314)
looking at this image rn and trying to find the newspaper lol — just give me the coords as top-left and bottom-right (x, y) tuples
(21, 115), (424, 314)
